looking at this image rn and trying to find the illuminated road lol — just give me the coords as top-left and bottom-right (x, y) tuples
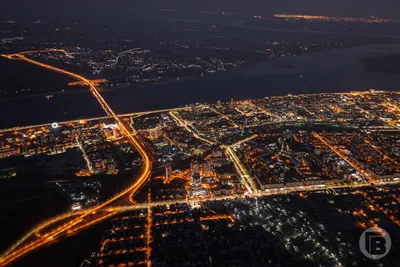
(0, 51), (152, 266)
(169, 107), (260, 193)
(0, 107), (190, 134)
(1, 52), (400, 266)
(223, 134), (259, 193)
(1, 174), (399, 266)
(312, 132), (375, 182)
(146, 193), (152, 267)
(75, 136), (94, 174)
(169, 111), (215, 145)
(246, 101), (280, 120)
(1, 210), (85, 259)
(0, 91), (391, 134)
(111, 179), (400, 212)
(208, 107), (239, 128)
(169, 109), (259, 192)
(225, 146), (257, 193)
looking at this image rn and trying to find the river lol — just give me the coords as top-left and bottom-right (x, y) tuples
(1, 43), (400, 129)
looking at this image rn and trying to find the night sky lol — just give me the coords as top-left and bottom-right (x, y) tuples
(2, 0), (400, 20)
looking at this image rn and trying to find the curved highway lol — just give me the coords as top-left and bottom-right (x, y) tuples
(0, 51), (153, 266)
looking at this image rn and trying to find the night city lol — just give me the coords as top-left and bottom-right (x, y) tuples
(1, 1), (400, 266)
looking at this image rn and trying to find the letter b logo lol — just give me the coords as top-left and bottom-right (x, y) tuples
(360, 227), (391, 260)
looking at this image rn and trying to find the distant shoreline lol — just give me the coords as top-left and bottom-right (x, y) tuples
(2, 43), (400, 129)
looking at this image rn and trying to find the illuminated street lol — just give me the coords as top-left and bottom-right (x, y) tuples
(0, 50), (153, 266)
(1, 8), (400, 265)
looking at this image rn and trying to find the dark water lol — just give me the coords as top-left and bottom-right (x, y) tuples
(0, 57), (74, 96)
(2, 43), (400, 129)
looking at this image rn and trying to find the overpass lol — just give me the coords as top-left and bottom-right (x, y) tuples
(0, 50), (153, 266)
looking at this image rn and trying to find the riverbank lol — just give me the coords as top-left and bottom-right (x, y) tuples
(1, 43), (400, 128)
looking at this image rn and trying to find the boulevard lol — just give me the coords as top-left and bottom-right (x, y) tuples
(1, 50), (400, 266)
(0, 50), (152, 267)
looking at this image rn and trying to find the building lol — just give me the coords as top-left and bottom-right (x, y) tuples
(165, 164), (172, 179)
(213, 148), (224, 158)
(192, 172), (202, 189)
(202, 160), (212, 175)
(51, 122), (60, 137)
(39, 133), (46, 145)
(190, 160), (200, 176)
(49, 133), (56, 142)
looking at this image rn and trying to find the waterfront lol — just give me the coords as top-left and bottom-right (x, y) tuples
(2, 43), (400, 128)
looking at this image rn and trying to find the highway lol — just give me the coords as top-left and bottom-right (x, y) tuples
(0, 89), (390, 134)
(1, 171), (399, 266)
(0, 51), (153, 266)
(1, 51), (400, 266)
(225, 146), (255, 193)
(223, 134), (260, 193)
(169, 108), (258, 193)
(0, 107), (190, 134)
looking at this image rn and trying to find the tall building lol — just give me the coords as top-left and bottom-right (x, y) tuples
(150, 129), (158, 139)
(159, 117), (167, 127)
(213, 149), (223, 158)
(192, 172), (201, 189)
(202, 160), (212, 175)
(39, 133), (46, 145)
(51, 122), (60, 137)
(165, 164), (172, 179)
(71, 129), (80, 141)
(49, 133), (55, 142)
(190, 160), (200, 176)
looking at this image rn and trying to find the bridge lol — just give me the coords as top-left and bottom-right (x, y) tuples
(1, 50), (399, 266)
(0, 50), (153, 266)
